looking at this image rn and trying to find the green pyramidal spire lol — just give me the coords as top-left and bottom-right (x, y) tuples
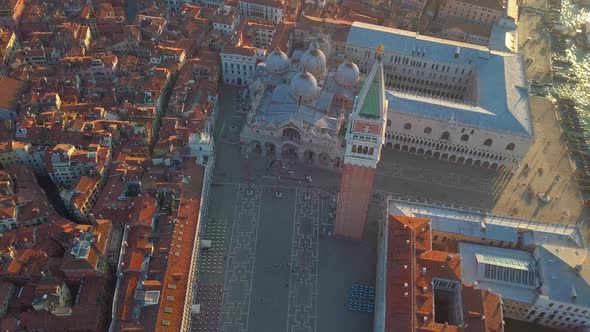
(355, 45), (386, 119)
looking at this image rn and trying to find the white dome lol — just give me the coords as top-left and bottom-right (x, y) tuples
(289, 71), (319, 103)
(301, 42), (327, 79)
(335, 60), (360, 87)
(265, 48), (289, 74)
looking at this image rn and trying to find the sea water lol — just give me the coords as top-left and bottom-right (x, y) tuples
(553, 0), (590, 129)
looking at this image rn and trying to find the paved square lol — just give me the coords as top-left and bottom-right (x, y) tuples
(192, 85), (588, 332)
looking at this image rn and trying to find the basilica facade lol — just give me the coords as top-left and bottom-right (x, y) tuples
(240, 42), (362, 169)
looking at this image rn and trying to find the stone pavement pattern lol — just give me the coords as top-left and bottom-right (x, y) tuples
(286, 189), (320, 332)
(220, 185), (261, 332)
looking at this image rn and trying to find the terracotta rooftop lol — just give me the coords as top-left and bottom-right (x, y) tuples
(153, 158), (203, 332)
(0, 77), (25, 111)
(114, 158), (204, 331)
(8, 277), (107, 331)
(269, 21), (294, 51)
(382, 215), (504, 332)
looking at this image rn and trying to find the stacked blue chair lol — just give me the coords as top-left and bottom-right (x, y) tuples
(348, 283), (375, 313)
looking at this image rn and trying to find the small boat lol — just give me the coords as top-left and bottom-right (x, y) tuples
(554, 72), (579, 83)
(552, 56), (574, 66)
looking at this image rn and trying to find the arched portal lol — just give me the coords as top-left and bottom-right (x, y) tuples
(282, 127), (301, 141)
(265, 142), (276, 157)
(282, 143), (298, 160)
(304, 150), (315, 165)
(318, 152), (330, 166)
(250, 140), (262, 154)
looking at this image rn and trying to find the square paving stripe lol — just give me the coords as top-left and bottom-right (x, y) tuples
(286, 189), (319, 332)
(220, 185), (262, 332)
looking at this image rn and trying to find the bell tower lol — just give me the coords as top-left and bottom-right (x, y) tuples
(334, 44), (388, 240)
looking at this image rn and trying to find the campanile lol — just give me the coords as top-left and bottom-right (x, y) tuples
(334, 44), (387, 240)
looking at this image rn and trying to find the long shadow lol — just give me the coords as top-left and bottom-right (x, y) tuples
(36, 175), (74, 220)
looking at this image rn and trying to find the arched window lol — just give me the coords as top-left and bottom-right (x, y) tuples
(506, 143), (515, 151)
(352, 145), (357, 153)
(282, 127), (301, 141)
(404, 123), (412, 130)
(424, 127), (432, 134)
(460, 134), (470, 142)
(369, 147), (374, 155)
(441, 131), (450, 140)
(483, 138), (493, 147)
(387, 119), (392, 127)
(363, 146), (369, 154)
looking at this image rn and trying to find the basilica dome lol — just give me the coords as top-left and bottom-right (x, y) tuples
(300, 42), (327, 80)
(265, 48), (289, 74)
(335, 60), (360, 87)
(289, 71), (319, 103)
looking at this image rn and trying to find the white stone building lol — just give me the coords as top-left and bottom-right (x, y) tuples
(0, 141), (47, 175)
(459, 243), (590, 331)
(438, 0), (506, 26)
(388, 199), (590, 331)
(162, 0), (193, 11)
(346, 22), (533, 169)
(45, 144), (110, 188)
(220, 46), (265, 86)
(238, 0), (284, 23)
(211, 6), (241, 35)
(196, 0), (225, 8)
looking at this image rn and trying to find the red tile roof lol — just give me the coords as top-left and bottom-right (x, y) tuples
(0, 77), (25, 111)
(384, 215), (504, 332)
(114, 158), (204, 332)
(153, 159), (203, 332)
